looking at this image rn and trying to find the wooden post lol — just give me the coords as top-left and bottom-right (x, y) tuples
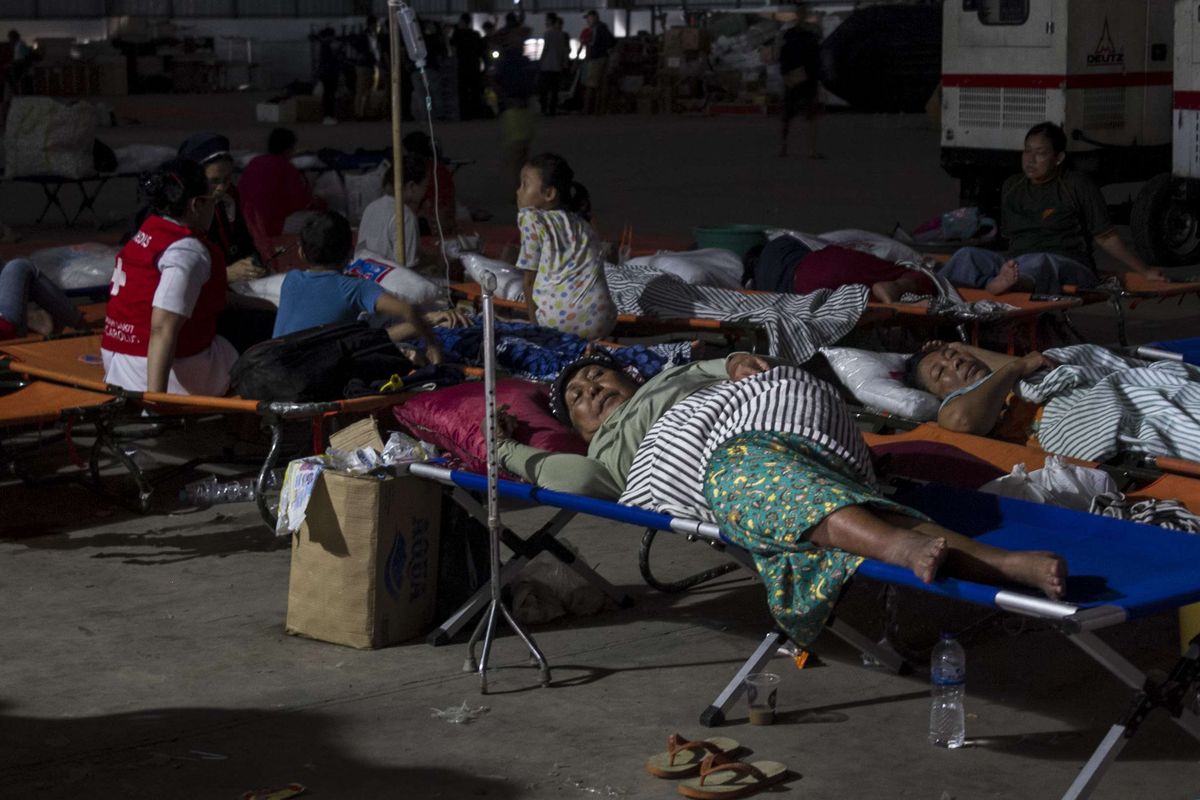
(389, 5), (405, 261)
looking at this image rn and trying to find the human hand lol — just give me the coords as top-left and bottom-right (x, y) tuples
(226, 258), (266, 283)
(1018, 350), (1056, 376)
(424, 343), (444, 365)
(726, 353), (772, 381)
(496, 405), (518, 441)
(921, 339), (947, 353)
(1141, 267), (1168, 282)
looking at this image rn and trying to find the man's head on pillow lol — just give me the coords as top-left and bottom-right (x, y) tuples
(903, 343), (993, 400)
(550, 352), (640, 442)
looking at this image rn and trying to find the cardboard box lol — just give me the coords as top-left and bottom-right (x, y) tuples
(286, 469), (441, 649)
(256, 99), (297, 124)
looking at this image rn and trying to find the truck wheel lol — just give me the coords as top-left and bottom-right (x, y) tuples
(1131, 173), (1200, 266)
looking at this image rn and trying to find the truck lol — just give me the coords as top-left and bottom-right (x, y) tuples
(1131, 0), (1200, 264)
(939, 0), (1196, 263)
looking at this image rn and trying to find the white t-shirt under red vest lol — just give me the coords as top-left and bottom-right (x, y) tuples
(101, 215), (237, 395)
(103, 215), (227, 357)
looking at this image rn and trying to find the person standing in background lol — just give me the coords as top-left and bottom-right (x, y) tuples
(538, 14), (569, 117)
(778, 20), (824, 159)
(580, 10), (615, 115)
(314, 27), (343, 125)
(353, 15), (382, 120)
(451, 13), (486, 120)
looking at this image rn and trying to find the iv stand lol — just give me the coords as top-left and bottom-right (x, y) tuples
(463, 272), (551, 693)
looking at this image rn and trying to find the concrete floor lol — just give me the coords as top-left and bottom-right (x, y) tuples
(2, 97), (1199, 799)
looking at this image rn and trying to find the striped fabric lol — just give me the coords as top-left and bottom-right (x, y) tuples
(1018, 344), (1200, 462)
(1090, 492), (1200, 533)
(620, 366), (873, 521)
(604, 264), (868, 364)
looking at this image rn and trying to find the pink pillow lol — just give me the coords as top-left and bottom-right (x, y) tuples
(393, 379), (586, 472)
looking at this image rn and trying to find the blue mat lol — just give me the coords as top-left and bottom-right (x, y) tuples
(862, 483), (1200, 619)
(446, 466), (1200, 622)
(1153, 337), (1200, 365)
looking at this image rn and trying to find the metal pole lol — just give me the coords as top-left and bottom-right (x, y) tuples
(388, 2), (405, 262)
(472, 272), (551, 693)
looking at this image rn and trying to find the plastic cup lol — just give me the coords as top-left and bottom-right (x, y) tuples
(744, 672), (780, 725)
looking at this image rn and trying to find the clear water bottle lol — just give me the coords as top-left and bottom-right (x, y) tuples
(929, 632), (966, 748)
(179, 472), (280, 507)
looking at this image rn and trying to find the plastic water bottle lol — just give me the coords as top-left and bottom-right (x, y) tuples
(179, 472), (279, 507)
(929, 633), (966, 748)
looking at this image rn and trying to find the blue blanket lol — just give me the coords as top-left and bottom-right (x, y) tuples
(432, 321), (693, 382)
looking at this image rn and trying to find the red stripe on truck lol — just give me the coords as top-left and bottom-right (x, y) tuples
(1177, 91), (1200, 110)
(943, 72), (1172, 89)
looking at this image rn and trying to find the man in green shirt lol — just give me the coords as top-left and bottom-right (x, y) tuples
(939, 122), (1165, 295)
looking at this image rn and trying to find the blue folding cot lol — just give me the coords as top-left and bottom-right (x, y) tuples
(1136, 337), (1200, 366)
(407, 461), (1200, 800)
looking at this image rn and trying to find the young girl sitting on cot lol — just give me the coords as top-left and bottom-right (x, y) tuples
(515, 153), (617, 339)
(272, 210), (464, 363)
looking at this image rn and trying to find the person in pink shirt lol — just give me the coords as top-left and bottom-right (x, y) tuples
(237, 127), (321, 255)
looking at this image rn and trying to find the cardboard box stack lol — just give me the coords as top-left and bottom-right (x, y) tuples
(658, 26), (710, 113)
(708, 18), (783, 107)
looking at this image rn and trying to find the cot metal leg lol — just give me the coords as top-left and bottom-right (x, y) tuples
(1110, 294), (1129, 347)
(639, 528), (740, 594)
(700, 631), (787, 727)
(825, 614), (909, 675)
(255, 416), (285, 530)
(1061, 633), (1200, 800)
(92, 416), (153, 512)
(72, 177), (108, 226)
(34, 182), (68, 225)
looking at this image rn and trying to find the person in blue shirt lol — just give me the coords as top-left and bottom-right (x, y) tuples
(273, 210), (447, 363)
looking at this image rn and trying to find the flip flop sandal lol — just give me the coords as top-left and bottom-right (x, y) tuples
(645, 733), (741, 779)
(676, 753), (789, 799)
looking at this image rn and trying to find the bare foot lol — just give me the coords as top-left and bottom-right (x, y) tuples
(871, 280), (904, 304)
(26, 307), (54, 337)
(1001, 551), (1068, 599)
(984, 260), (1021, 295)
(885, 530), (949, 584)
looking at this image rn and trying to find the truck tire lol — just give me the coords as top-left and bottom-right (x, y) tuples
(1131, 173), (1200, 266)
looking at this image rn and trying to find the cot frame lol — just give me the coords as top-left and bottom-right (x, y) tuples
(408, 460), (1200, 800)
(0, 336), (405, 526)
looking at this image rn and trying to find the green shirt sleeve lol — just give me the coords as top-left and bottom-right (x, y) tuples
(1070, 172), (1115, 239)
(496, 439), (623, 499)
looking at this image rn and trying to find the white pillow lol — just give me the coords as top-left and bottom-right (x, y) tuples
(231, 272), (286, 307)
(229, 256), (442, 309)
(461, 252), (526, 301)
(623, 248), (744, 289)
(818, 228), (924, 265)
(821, 346), (940, 421)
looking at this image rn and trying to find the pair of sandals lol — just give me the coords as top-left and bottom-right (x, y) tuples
(645, 733), (790, 799)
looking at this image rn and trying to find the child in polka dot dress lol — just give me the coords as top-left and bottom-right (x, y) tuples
(515, 153), (617, 339)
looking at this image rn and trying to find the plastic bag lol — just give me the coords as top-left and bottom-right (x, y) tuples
(511, 551), (608, 625)
(460, 252), (525, 301)
(380, 432), (434, 466)
(29, 243), (118, 290)
(980, 456), (1116, 512)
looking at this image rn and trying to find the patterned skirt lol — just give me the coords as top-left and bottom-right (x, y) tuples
(703, 431), (915, 647)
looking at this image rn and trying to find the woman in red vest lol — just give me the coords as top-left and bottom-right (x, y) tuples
(102, 159), (236, 395)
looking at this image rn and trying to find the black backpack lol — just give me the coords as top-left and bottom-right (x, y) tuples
(229, 321), (413, 402)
